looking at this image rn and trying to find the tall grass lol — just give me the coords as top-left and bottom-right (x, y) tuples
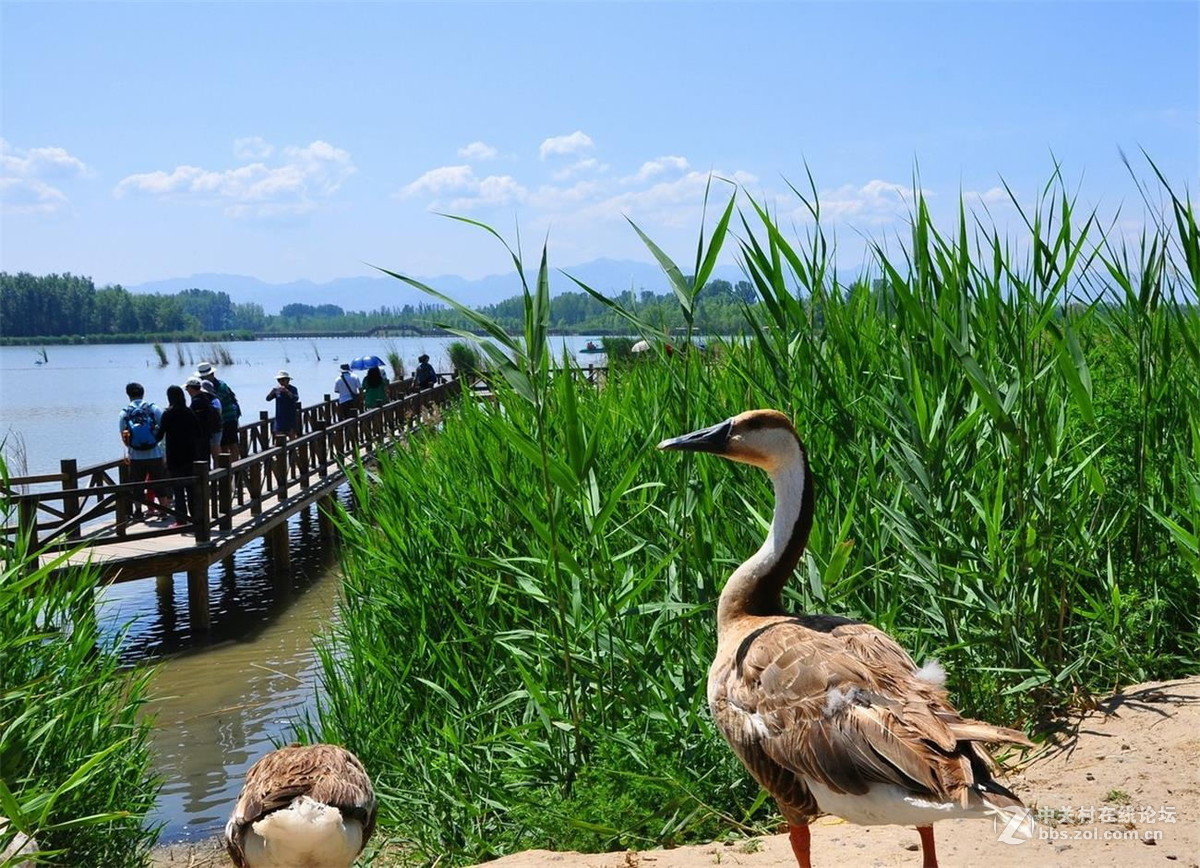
(384, 341), (405, 379)
(445, 340), (484, 378)
(204, 343), (234, 366)
(313, 165), (1199, 864)
(0, 463), (161, 864)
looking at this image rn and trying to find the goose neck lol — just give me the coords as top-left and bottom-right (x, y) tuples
(717, 452), (813, 626)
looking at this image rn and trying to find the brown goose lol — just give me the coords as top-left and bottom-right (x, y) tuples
(659, 410), (1032, 868)
(224, 743), (376, 868)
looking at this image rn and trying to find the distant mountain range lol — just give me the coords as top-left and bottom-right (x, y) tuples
(126, 258), (748, 314)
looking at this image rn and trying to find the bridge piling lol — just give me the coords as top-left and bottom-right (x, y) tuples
(187, 567), (210, 631)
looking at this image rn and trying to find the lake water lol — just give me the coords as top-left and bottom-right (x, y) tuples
(0, 335), (607, 843)
(0, 335), (607, 475)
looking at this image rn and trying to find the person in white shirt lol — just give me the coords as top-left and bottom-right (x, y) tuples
(334, 362), (361, 420)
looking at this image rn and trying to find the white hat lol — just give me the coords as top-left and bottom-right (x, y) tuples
(196, 362), (215, 377)
(276, 370), (291, 380)
(185, 376), (203, 388)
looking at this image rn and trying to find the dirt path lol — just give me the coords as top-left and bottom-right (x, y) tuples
(152, 677), (1200, 868)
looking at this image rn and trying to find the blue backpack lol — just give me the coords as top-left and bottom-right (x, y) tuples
(126, 403), (159, 449)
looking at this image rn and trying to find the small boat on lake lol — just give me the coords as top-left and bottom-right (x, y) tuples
(578, 341), (605, 354)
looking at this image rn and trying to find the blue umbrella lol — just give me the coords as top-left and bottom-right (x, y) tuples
(349, 355), (386, 371)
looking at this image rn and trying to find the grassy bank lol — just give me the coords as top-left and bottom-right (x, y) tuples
(311, 167), (1199, 864)
(1, 472), (161, 864)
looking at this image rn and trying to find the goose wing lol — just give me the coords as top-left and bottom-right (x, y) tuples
(225, 744), (376, 867)
(711, 617), (1030, 817)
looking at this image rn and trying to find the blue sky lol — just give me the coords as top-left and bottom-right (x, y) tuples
(1, 0), (1196, 290)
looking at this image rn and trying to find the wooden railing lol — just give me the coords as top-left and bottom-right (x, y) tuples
(2, 376), (461, 553)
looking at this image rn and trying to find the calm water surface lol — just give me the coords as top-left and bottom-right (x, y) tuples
(0, 336), (605, 843)
(0, 335), (605, 474)
(104, 506), (341, 842)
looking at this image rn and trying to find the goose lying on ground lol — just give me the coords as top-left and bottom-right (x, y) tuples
(224, 743), (376, 868)
(659, 410), (1033, 868)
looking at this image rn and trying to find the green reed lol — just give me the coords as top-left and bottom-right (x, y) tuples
(312, 163), (1198, 864)
(0, 464), (161, 864)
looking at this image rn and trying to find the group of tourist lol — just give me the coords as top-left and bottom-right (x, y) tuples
(118, 361), (242, 529)
(118, 355), (441, 531)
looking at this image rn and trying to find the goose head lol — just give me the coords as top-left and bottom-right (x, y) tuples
(658, 409), (803, 473)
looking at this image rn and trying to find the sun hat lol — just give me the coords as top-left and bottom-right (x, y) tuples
(276, 370), (291, 380)
(196, 362), (215, 377)
(185, 376), (203, 388)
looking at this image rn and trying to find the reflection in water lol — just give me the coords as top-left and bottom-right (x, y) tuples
(96, 499), (345, 843)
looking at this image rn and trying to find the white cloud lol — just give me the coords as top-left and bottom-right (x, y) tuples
(966, 186), (1009, 205)
(551, 157), (608, 182)
(539, 130), (594, 160)
(0, 139), (91, 215)
(402, 164), (528, 212)
(401, 165), (477, 197)
(458, 141), (498, 161)
(233, 136), (274, 160)
(447, 175), (527, 211)
(582, 170), (750, 227)
(623, 155), (689, 184)
(1, 139), (92, 180)
(0, 177), (70, 215)
(114, 139), (355, 218)
(818, 179), (923, 225)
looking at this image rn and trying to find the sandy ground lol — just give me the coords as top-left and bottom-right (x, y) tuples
(151, 677), (1200, 868)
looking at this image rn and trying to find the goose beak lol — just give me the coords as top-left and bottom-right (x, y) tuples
(658, 418), (733, 454)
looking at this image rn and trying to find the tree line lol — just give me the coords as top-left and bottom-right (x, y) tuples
(0, 272), (761, 341)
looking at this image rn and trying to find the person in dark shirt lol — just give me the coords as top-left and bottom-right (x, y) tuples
(414, 354), (437, 390)
(160, 384), (203, 528)
(185, 376), (219, 465)
(266, 370), (301, 441)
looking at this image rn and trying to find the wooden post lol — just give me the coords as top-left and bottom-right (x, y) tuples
(187, 566), (210, 632)
(115, 461), (131, 536)
(17, 497), (37, 551)
(248, 457), (263, 516)
(275, 441), (289, 503)
(314, 420), (329, 478)
(156, 573), (173, 594)
(217, 453), (233, 532)
(192, 460), (211, 543)
(298, 435), (311, 488)
(60, 459), (80, 540)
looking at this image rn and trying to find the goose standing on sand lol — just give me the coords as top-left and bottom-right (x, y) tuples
(224, 743), (376, 868)
(659, 410), (1033, 868)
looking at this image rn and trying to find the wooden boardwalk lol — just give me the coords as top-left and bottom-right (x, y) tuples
(3, 376), (463, 628)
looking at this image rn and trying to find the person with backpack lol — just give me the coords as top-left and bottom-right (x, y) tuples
(197, 361), (242, 461)
(185, 376), (221, 466)
(333, 362), (361, 420)
(119, 381), (170, 521)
